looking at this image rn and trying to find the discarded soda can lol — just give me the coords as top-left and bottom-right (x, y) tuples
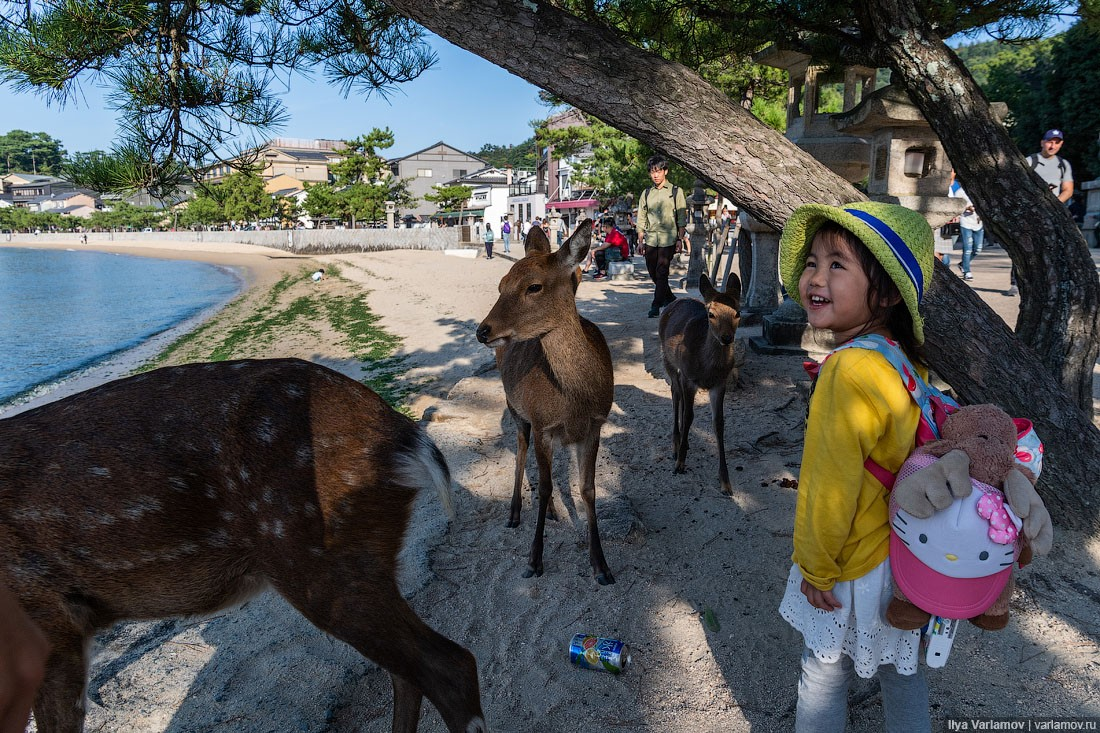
(569, 633), (631, 674)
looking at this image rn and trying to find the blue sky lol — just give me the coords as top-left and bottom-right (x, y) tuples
(0, 36), (550, 159)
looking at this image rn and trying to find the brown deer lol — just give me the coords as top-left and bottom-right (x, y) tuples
(0, 359), (485, 733)
(659, 272), (742, 495)
(475, 220), (616, 585)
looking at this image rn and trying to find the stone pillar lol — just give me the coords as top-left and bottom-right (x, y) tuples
(385, 200), (395, 229)
(742, 213), (783, 322)
(687, 179), (707, 288)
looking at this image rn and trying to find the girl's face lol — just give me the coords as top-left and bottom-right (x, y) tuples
(798, 231), (887, 342)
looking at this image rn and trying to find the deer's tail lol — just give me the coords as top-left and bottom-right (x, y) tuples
(393, 429), (455, 520)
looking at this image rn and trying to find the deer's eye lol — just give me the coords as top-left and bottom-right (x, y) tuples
(708, 310), (716, 320)
(526, 284), (543, 295)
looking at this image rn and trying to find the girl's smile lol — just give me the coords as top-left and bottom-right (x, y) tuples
(799, 233), (884, 342)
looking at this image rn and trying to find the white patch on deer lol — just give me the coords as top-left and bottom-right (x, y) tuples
(210, 438), (222, 455)
(295, 446), (313, 466)
(204, 486), (217, 500)
(219, 510), (236, 522)
(123, 497), (162, 520)
(89, 466), (111, 477)
(303, 503), (318, 518)
(238, 466), (250, 482)
(342, 471), (359, 486)
(256, 417), (276, 444)
(285, 384), (304, 398)
(169, 476), (189, 492)
(262, 488), (274, 504)
(309, 547), (324, 556)
(272, 519), (285, 538)
(248, 500), (259, 513)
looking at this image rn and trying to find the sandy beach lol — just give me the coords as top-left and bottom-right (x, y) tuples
(3, 236), (1099, 732)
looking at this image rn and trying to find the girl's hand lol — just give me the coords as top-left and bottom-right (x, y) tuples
(801, 579), (842, 611)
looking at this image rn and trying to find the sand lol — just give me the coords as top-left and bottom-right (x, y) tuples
(3, 237), (1099, 732)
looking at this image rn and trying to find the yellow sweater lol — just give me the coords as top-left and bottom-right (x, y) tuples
(793, 347), (926, 591)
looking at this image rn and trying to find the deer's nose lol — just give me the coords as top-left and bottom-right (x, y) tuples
(721, 335), (734, 345)
(476, 324), (491, 343)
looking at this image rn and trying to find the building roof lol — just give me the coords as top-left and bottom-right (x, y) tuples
(270, 149), (335, 163)
(448, 166), (510, 186)
(390, 141), (486, 165)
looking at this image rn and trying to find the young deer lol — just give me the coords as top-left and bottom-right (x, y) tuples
(659, 273), (743, 495)
(0, 359), (485, 733)
(475, 221), (616, 585)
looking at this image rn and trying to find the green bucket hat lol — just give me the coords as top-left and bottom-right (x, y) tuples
(778, 201), (934, 344)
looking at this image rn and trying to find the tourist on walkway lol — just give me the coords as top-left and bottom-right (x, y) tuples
(637, 155), (688, 318)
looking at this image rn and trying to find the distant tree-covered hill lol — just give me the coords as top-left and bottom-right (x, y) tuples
(469, 138), (537, 170)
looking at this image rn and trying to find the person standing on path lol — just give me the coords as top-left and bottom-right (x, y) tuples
(1005, 129), (1074, 296)
(637, 155), (688, 318)
(483, 223), (495, 260)
(501, 219), (512, 253)
(948, 170), (983, 281)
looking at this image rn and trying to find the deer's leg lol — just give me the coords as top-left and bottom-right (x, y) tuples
(277, 563), (484, 733)
(391, 673), (424, 733)
(710, 385), (733, 495)
(667, 365), (682, 460)
(675, 383), (698, 474)
(523, 429), (554, 579)
(32, 632), (89, 733)
(577, 428), (614, 585)
(508, 406), (532, 528)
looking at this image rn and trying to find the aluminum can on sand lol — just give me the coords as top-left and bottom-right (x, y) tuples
(569, 633), (631, 674)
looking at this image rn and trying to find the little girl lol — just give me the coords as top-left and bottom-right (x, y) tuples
(777, 202), (936, 732)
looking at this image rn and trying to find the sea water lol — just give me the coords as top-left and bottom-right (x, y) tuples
(0, 247), (241, 405)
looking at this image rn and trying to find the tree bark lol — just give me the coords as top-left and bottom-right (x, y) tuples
(383, 0), (1100, 530)
(853, 0), (1100, 412)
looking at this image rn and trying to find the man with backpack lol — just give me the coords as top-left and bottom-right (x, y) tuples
(1006, 129), (1075, 296)
(637, 155), (688, 317)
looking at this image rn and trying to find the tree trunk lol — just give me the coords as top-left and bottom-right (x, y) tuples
(382, 0), (1100, 530)
(854, 0), (1100, 412)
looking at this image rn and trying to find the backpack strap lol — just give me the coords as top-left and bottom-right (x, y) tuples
(822, 334), (959, 489)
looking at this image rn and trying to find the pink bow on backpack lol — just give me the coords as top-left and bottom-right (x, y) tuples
(976, 490), (1019, 545)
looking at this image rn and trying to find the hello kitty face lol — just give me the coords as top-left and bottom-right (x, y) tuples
(892, 485), (1021, 579)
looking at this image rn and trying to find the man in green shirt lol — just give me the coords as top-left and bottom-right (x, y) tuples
(637, 155), (688, 317)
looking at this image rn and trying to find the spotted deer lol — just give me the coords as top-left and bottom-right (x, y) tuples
(0, 359), (485, 733)
(475, 220), (616, 585)
(659, 272), (743, 495)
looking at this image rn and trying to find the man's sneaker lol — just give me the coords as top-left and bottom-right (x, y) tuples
(593, 274), (607, 281)
(648, 306), (661, 318)
(1004, 285), (1018, 297)
(964, 272), (974, 281)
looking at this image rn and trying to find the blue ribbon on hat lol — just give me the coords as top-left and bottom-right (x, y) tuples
(844, 208), (924, 303)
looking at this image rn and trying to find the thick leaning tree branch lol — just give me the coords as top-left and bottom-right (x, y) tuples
(381, 0), (1100, 530)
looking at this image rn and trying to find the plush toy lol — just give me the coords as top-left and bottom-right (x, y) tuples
(886, 404), (1053, 632)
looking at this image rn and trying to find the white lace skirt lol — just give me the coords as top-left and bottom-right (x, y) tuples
(778, 558), (921, 678)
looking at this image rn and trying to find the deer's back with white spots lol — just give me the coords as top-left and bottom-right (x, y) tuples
(0, 358), (485, 733)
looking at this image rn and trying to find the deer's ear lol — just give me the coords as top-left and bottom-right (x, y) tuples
(699, 273), (716, 302)
(525, 226), (551, 255)
(724, 273), (743, 305)
(557, 219), (593, 268)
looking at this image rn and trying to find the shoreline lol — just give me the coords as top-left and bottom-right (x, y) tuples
(0, 239), (316, 418)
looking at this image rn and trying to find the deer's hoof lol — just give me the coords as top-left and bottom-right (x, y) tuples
(720, 481), (734, 496)
(506, 517), (521, 528)
(595, 571), (616, 586)
(522, 564), (543, 578)
(674, 464), (687, 475)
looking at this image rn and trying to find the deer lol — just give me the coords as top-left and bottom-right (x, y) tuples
(475, 220), (616, 585)
(659, 272), (743, 495)
(0, 358), (486, 733)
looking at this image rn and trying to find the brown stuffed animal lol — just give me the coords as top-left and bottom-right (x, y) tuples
(886, 404), (1053, 631)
